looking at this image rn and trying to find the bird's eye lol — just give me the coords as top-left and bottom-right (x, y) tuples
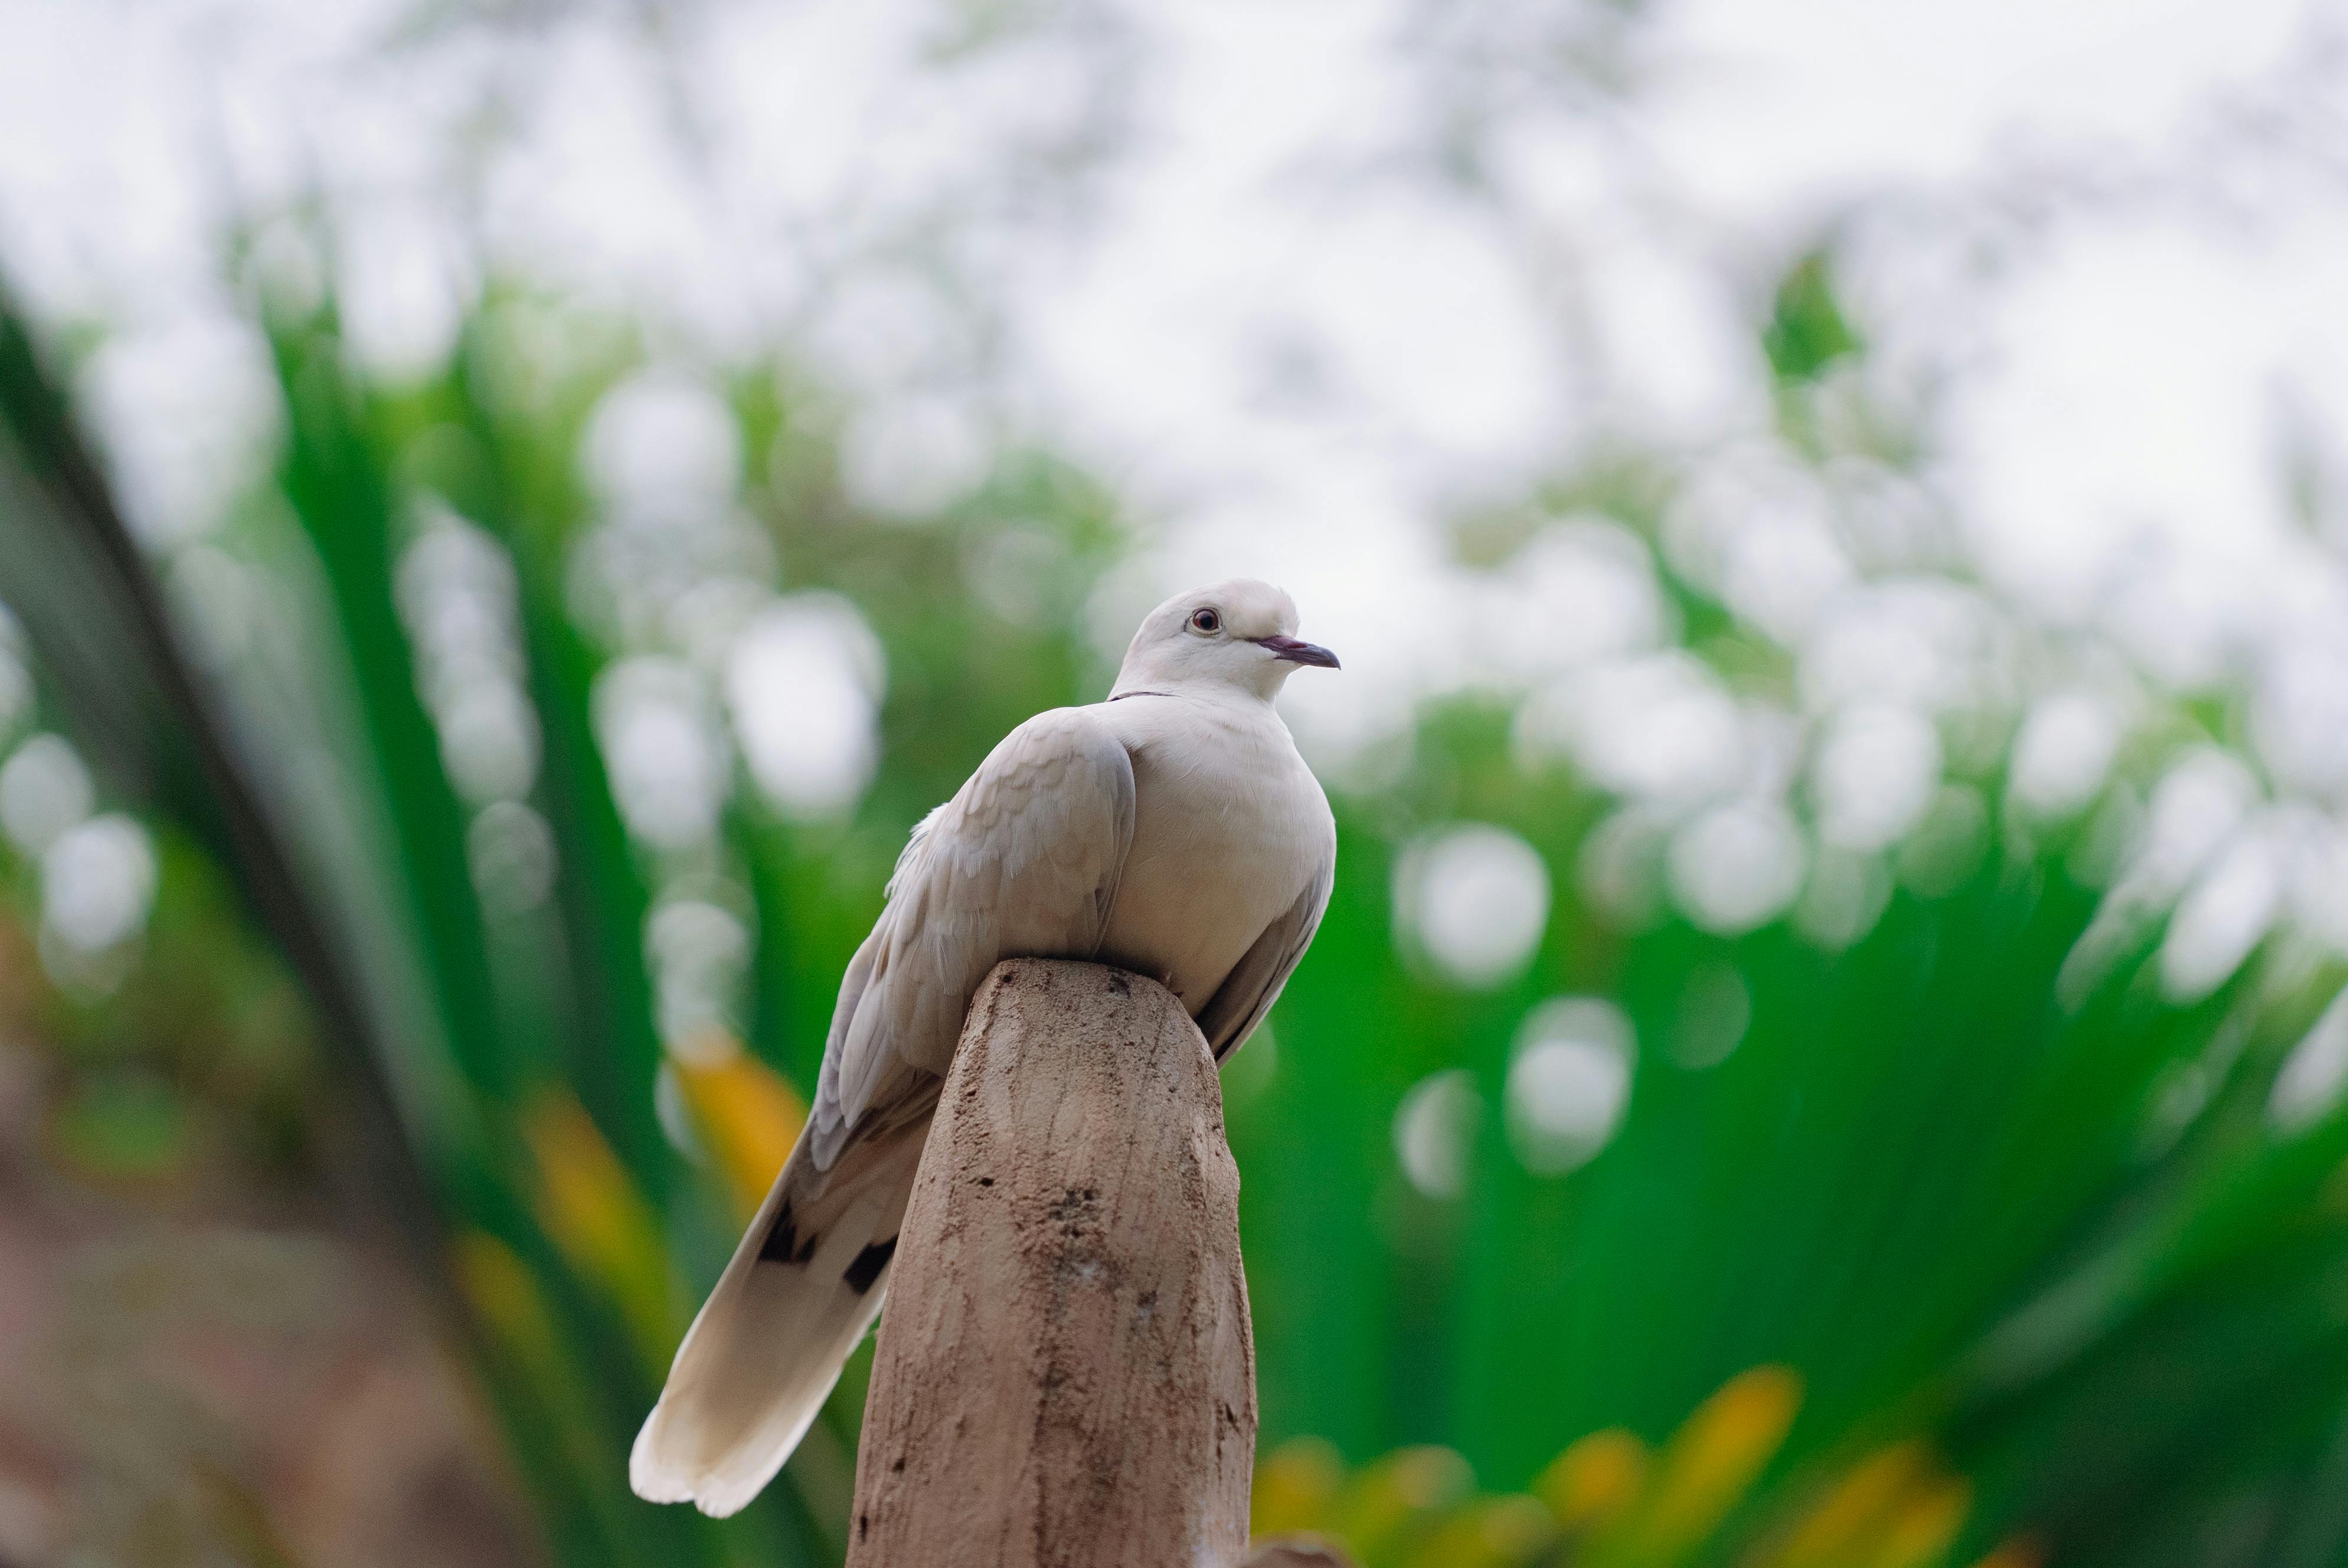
(1189, 608), (1221, 634)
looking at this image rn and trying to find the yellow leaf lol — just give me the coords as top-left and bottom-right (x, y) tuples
(1404, 1495), (1556, 1568)
(520, 1088), (679, 1368)
(1330, 1445), (1476, 1563)
(1868, 1472), (1970, 1568)
(451, 1230), (561, 1379)
(449, 1229), (627, 1483)
(1769, 1441), (1932, 1566)
(1538, 1428), (1651, 1536)
(1598, 1364), (1803, 1567)
(1255, 1436), (1348, 1537)
(1761, 1438), (1973, 1568)
(673, 1033), (808, 1222)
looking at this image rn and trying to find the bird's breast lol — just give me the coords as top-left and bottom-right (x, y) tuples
(1099, 708), (1329, 1012)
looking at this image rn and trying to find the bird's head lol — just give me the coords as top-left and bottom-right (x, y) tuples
(1114, 578), (1340, 701)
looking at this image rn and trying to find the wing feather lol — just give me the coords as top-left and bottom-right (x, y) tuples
(1196, 848), (1334, 1061)
(813, 705), (1136, 1162)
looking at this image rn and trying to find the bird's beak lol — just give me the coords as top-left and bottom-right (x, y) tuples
(1255, 635), (1340, 669)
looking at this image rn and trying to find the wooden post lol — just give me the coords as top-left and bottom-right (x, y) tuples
(846, 958), (1258, 1567)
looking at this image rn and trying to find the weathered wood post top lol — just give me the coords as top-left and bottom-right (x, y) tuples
(846, 957), (1258, 1567)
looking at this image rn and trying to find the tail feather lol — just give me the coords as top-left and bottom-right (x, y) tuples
(632, 1085), (938, 1517)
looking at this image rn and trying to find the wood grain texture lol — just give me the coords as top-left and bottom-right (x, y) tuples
(846, 958), (1257, 1567)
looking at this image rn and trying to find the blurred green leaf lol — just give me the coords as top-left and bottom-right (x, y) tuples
(1763, 250), (1863, 387)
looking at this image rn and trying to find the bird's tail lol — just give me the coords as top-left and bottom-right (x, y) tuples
(630, 1088), (938, 1517)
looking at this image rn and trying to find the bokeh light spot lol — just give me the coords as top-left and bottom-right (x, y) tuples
(647, 895), (754, 1046)
(0, 733), (95, 856)
(41, 813), (158, 957)
(1395, 1068), (1482, 1200)
(1397, 824), (1552, 988)
(583, 372), (742, 521)
(0, 641), (30, 743)
(1668, 801), (1806, 935)
(2160, 833), (2279, 1003)
(1794, 847), (1892, 952)
(595, 657), (730, 852)
(469, 800), (560, 918)
(728, 594), (887, 821)
(2010, 690), (2123, 819)
(1528, 652), (1742, 807)
(2271, 989), (2348, 1135)
(1669, 963), (1753, 1070)
(1812, 703), (1941, 852)
(1506, 998), (1636, 1176)
(1578, 807), (1670, 931)
(836, 393), (991, 519)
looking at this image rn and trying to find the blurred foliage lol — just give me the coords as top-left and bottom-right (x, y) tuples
(1254, 1366), (2006, 1568)
(4, 224), (2348, 1568)
(1762, 251), (1865, 389)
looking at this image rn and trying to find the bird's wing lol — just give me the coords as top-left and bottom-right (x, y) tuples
(632, 705), (1137, 1516)
(810, 703), (1137, 1164)
(1195, 843), (1334, 1062)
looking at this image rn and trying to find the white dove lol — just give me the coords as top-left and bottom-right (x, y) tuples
(632, 577), (1340, 1517)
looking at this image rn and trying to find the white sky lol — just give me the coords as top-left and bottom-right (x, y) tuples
(3, 0), (2347, 765)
